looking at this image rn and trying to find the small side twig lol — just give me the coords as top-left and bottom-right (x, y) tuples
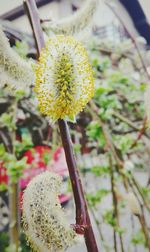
(131, 116), (147, 148)
(109, 156), (125, 252)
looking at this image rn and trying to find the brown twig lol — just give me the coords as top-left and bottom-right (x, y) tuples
(8, 101), (20, 252)
(112, 112), (149, 144)
(24, 0), (44, 56)
(139, 215), (150, 250)
(109, 156), (125, 252)
(23, 1), (98, 251)
(127, 178), (150, 250)
(131, 117), (147, 148)
(131, 175), (150, 212)
(110, 159), (118, 252)
(9, 182), (19, 252)
(112, 111), (140, 132)
(89, 102), (124, 168)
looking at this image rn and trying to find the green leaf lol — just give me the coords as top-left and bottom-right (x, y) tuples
(0, 144), (6, 157)
(87, 189), (109, 206)
(103, 209), (117, 227)
(14, 133), (33, 156)
(0, 183), (8, 191)
(91, 165), (109, 176)
(131, 230), (146, 246)
(73, 143), (81, 153)
(0, 113), (16, 130)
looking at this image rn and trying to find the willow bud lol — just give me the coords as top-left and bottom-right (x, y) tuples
(0, 26), (35, 90)
(43, 0), (98, 38)
(22, 171), (76, 252)
(125, 192), (141, 216)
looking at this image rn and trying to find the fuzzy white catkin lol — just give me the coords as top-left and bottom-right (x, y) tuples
(0, 26), (35, 90)
(22, 171), (76, 252)
(144, 86), (150, 125)
(125, 192), (141, 216)
(44, 0), (99, 39)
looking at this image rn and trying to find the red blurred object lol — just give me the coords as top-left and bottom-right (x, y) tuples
(51, 146), (69, 176)
(20, 146), (50, 188)
(0, 146), (71, 205)
(0, 162), (8, 185)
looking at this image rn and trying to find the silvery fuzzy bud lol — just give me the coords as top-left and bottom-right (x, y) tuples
(125, 192), (141, 216)
(0, 26), (35, 90)
(22, 171), (76, 252)
(44, 0), (99, 39)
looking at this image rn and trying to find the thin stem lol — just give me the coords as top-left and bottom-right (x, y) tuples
(127, 179), (150, 250)
(139, 215), (150, 251)
(23, 1), (99, 251)
(131, 215), (138, 252)
(110, 163), (118, 252)
(131, 174), (150, 212)
(130, 117), (147, 149)
(112, 111), (140, 131)
(88, 102), (124, 168)
(58, 120), (98, 251)
(9, 101), (20, 252)
(58, 120), (87, 227)
(109, 156), (125, 252)
(112, 111), (149, 139)
(24, 0), (45, 57)
(9, 183), (19, 251)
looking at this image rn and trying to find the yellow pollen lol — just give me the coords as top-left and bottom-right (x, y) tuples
(35, 35), (94, 122)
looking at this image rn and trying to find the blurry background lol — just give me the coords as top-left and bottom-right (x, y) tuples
(0, 1), (150, 252)
(0, 0), (150, 37)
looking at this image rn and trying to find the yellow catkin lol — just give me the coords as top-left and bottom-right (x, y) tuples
(35, 35), (94, 122)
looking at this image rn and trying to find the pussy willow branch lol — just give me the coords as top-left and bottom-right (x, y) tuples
(74, 132), (109, 252)
(23, 1), (98, 251)
(89, 102), (150, 249)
